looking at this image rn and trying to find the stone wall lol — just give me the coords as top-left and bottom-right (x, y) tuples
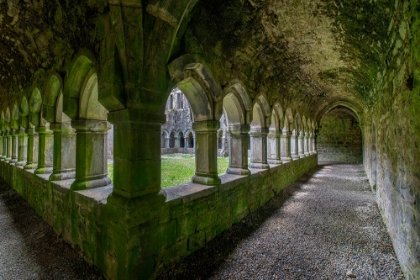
(317, 113), (362, 163)
(0, 154), (317, 279)
(363, 1), (420, 278)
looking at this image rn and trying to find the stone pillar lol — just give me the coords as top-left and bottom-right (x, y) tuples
(5, 130), (12, 162)
(280, 128), (292, 163)
(192, 121), (221, 185)
(184, 136), (189, 148)
(49, 123), (76, 181)
(164, 137), (169, 148)
(24, 127), (38, 169)
(298, 131), (305, 158)
(290, 130), (299, 160)
(226, 124), (250, 175)
(35, 126), (53, 174)
(71, 120), (111, 190)
(16, 127), (28, 167)
(267, 128), (282, 165)
(312, 133), (317, 154)
(304, 132), (310, 156)
(9, 128), (18, 164)
(174, 136), (180, 148)
(0, 133), (3, 160)
(249, 127), (270, 169)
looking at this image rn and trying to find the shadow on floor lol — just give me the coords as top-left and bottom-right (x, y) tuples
(0, 178), (103, 280)
(157, 165), (323, 280)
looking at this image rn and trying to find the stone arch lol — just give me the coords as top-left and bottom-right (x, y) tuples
(284, 108), (294, 132)
(168, 62), (222, 185)
(169, 130), (176, 148)
(11, 103), (20, 130)
(29, 88), (42, 127)
(249, 95), (271, 169)
(179, 131), (185, 148)
(43, 74), (62, 123)
(184, 129), (195, 148)
(64, 53), (111, 190)
(271, 103), (284, 131)
(20, 96), (29, 128)
(223, 82), (253, 126)
(267, 103), (284, 165)
(161, 130), (169, 148)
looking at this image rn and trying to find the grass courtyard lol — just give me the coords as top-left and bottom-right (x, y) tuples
(107, 154), (229, 188)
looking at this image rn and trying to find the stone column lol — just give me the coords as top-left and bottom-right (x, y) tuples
(184, 136), (189, 148)
(0, 133), (3, 160)
(280, 128), (292, 163)
(192, 121), (221, 185)
(16, 127), (28, 167)
(9, 128), (18, 164)
(312, 133), (317, 154)
(164, 137), (169, 148)
(0, 131), (4, 161)
(49, 123), (76, 181)
(298, 131), (305, 158)
(267, 128), (282, 165)
(71, 120), (111, 190)
(24, 127), (39, 169)
(35, 126), (54, 174)
(5, 130), (12, 162)
(249, 127), (270, 169)
(174, 135), (180, 148)
(106, 109), (168, 200)
(290, 130), (299, 160)
(226, 124), (250, 175)
(24, 127), (38, 169)
(304, 132), (310, 156)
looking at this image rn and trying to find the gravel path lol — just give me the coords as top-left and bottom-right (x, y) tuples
(0, 179), (103, 280)
(160, 163), (405, 279)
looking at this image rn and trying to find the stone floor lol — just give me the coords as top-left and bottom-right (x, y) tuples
(0, 179), (103, 280)
(0, 163), (405, 279)
(159, 163), (405, 279)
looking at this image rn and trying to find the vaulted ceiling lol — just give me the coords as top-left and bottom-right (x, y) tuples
(0, 0), (399, 121)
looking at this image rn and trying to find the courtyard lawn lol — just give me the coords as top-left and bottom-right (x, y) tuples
(107, 154), (229, 188)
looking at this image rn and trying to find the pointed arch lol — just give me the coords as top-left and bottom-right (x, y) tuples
(29, 88), (42, 127)
(223, 82), (253, 126)
(43, 73), (63, 123)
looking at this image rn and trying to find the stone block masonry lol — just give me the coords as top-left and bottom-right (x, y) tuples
(0, 155), (317, 279)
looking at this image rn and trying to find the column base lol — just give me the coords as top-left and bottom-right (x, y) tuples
(304, 152), (310, 156)
(192, 173), (221, 186)
(35, 167), (53, 174)
(281, 157), (292, 163)
(249, 162), (270, 169)
(16, 161), (26, 167)
(71, 175), (111, 190)
(9, 159), (17, 164)
(226, 167), (251, 176)
(49, 169), (76, 181)
(24, 163), (38, 169)
(267, 159), (282, 165)
(291, 155), (300, 160)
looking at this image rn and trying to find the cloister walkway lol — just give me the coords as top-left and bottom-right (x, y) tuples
(160, 163), (404, 279)
(0, 164), (405, 279)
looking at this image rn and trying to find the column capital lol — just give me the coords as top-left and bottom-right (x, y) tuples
(71, 120), (110, 132)
(192, 120), (220, 132)
(227, 124), (250, 135)
(50, 122), (76, 133)
(108, 109), (165, 126)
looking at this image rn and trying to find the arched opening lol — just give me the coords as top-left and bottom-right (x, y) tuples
(249, 95), (271, 169)
(169, 131), (175, 148)
(179, 131), (185, 148)
(188, 132), (194, 148)
(64, 54), (111, 190)
(317, 105), (362, 164)
(217, 130), (223, 149)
